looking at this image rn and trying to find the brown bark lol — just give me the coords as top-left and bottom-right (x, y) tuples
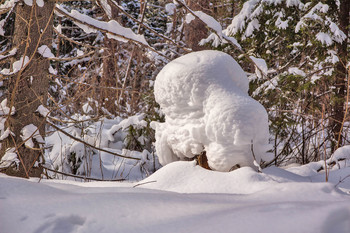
(331, 0), (349, 151)
(1, 0), (54, 177)
(100, 0), (120, 114)
(184, 0), (210, 51)
(197, 152), (211, 170)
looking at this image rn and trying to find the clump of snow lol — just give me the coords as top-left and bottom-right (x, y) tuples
(185, 13), (195, 24)
(23, 0), (32, 6)
(0, 148), (19, 169)
(0, 0), (18, 9)
(0, 56), (29, 75)
(106, 114), (147, 142)
(288, 67), (306, 77)
(165, 3), (176, 15)
(36, 105), (50, 117)
(20, 124), (45, 149)
(23, 0), (43, 7)
(0, 19), (5, 36)
(250, 55), (268, 78)
(82, 102), (93, 114)
(286, 0), (301, 7)
(0, 128), (15, 141)
(153, 50), (272, 171)
(98, 0), (112, 19)
(0, 48), (17, 61)
(49, 65), (57, 75)
(36, 0), (44, 7)
(37, 45), (55, 58)
(316, 32), (333, 46)
(0, 98), (15, 116)
(227, 0), (260, 35)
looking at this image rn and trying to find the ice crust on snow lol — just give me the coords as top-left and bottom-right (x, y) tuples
(153, 50), (272, 171)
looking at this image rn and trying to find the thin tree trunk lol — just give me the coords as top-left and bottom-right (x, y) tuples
(1, 0), (54, 177)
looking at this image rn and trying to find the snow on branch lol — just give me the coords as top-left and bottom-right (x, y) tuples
(0, 48), (17, 61)
(106, 0), (191, 53)
(37, 45), (55, 58)
(55, 5), (148, 46)
(55, 4), (170, 60)
(0, 56), (29, 75)
(0, 99), (15, 116)
(0, 148), (19, 169)
(226, 0), (260, 36)
(295, 2), (346, 45)
(0, 0), (18, 13)
(20, 124), (45, 149)
(175, 0), (268, 78)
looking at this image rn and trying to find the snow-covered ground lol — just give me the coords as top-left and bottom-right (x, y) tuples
(1, 161), (350, 233)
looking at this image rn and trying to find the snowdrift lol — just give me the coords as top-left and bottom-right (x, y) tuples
(2, 161), (350, 233)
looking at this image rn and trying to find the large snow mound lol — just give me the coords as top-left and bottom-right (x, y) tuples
(137, 161), (350, 195)
(153, 50), (272, 171)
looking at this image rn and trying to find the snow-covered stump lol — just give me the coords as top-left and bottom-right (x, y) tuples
(152, 50), (272, 172)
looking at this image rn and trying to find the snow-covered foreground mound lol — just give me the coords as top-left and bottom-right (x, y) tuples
(153, 50), (272, 171)
(1, 162), (350, 233)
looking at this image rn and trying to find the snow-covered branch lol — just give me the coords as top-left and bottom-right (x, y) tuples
(55, 5), (169, 60)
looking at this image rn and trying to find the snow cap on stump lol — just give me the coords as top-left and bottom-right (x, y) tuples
(153, 50), (272, 171)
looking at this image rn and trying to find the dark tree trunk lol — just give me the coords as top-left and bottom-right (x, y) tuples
(100, 0), (120, 114)
(1, 0), (54, 177)
(331, 0), (349, 151)
(184, 0), (210, 51)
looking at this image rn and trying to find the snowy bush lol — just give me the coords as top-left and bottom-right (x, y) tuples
(152, 50), (272, 171)
(45, 114), (160, 181)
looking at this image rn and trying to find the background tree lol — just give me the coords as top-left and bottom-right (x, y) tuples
(223, 0), (349, 165)
(0, 0), (55, 177)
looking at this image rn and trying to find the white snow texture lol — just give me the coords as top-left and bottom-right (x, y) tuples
(153, 50), (271, 171)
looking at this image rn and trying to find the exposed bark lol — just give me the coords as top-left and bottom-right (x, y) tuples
(184, 0), (210, 51)
(331, 0), (349, 151)
(100, 0), (120, 114)
(196, 152), (211, 170)
(1, 0), (54, 177)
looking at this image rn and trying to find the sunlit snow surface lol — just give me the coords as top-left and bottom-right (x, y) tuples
(1, 161), (350, 233)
